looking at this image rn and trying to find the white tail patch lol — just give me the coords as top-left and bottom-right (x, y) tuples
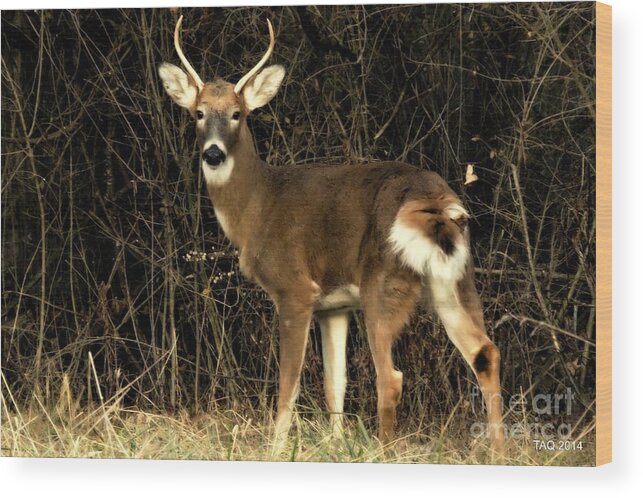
(388, 202), (470, 282)
(443, 202), (470, 221)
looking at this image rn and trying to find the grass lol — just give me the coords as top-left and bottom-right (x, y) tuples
(1, 388), (595, 465)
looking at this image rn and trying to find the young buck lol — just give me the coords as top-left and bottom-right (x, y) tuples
(159, 16), (504, 456)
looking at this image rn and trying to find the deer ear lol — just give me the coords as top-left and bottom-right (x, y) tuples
(158, 62), (199, 110)
(242, 65), (285, 111)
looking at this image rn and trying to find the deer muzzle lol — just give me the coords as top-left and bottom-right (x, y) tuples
(203, 144), (226, 167)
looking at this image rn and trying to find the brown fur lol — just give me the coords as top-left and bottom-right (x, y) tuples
(192, 79), (241, 114)
(160, 62), (504, 457)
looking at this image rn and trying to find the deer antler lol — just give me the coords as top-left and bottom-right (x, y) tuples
(234, 19), (275, 95)
(174, 15), (204, 92)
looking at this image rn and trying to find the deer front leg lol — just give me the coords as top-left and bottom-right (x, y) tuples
(319, 312), (349, 438)
(271, 300), (312, 458)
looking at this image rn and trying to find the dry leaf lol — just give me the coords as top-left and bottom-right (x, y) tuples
(464, 164), (479, 185)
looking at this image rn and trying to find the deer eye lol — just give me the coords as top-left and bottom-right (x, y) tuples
(196, 110), (204, 120)
(232, 111), (241, 121)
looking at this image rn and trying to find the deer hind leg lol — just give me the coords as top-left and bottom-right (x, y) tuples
(429, 271), (505, 456)
(271, 299), (312, 457)
(319, 312), (349, 438)
(362, 272), (421, 445)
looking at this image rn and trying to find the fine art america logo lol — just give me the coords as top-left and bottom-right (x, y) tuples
(468, 387), (585, 451)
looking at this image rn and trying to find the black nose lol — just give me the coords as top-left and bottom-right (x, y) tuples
(202, 145), (226, 166)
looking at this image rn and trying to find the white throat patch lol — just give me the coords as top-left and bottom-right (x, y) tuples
(201, 140), (234, 187)
(201, 156), (234, 186)
(213, 207), (231, 237)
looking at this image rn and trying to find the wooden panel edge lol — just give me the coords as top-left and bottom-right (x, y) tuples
(595, 1), (612, 467)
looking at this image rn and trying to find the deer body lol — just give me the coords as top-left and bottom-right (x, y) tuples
(159, 17), (504, 457)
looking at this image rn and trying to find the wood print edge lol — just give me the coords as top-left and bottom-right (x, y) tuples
(595, 0), (612, 467)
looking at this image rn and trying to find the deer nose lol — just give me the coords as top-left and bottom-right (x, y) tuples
(203, 145), (226, 166)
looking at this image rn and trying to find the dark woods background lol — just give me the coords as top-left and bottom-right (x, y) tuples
(2, 3), (596, 437)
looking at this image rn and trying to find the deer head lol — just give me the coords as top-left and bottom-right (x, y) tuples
(158, 16), (285, 182)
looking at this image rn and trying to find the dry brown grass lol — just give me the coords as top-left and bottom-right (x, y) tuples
(1, 379), (595, 465)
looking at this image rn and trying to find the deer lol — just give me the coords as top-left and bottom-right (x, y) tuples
(158, 16), (505, 458)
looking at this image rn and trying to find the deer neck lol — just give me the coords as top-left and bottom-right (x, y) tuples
(203, 122), (271, 249)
